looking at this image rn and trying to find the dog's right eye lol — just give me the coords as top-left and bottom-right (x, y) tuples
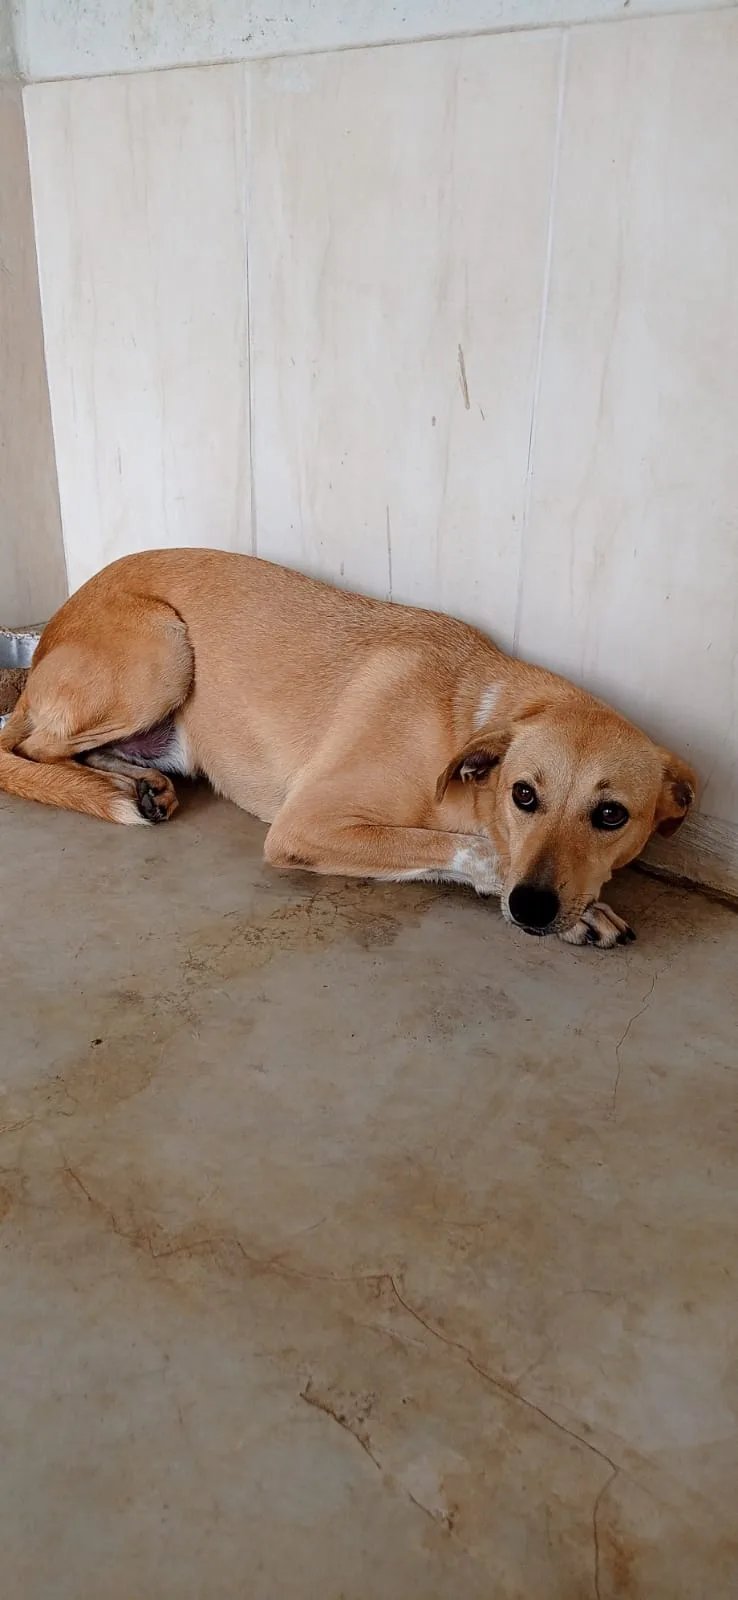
(512, 781), (538, 813)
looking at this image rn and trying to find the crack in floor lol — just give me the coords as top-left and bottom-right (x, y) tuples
(592, 1466), (619, 1600)
(300, 1379), (381, 1472)
(63, 1156), (626, 1525)
(389, 1276), (618, 1477)
(299, 1379), (454, 1530)
(610, 973), (658, 1116)
(63, 1162), (623, 1492)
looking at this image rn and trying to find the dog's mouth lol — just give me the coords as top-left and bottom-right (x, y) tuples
(503, 903), (560, 937)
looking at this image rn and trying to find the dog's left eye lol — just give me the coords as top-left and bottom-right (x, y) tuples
(512, 782), (538, 812)
(591, 801), (629, 831)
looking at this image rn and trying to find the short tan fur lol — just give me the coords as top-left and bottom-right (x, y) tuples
(0, 550), (696, 948)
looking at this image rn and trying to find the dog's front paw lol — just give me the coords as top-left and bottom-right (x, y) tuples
(559, 901), (636, 951)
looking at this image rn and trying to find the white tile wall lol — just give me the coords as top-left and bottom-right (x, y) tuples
(517, 9), (738, 823)
(0, 0), (16, 76)
(24, 66), (251, 594)
(20, 6), (738, 836)
(248, 32), (562, 640)
(0, 79), (66, 626)
(13, 0), (736, 81)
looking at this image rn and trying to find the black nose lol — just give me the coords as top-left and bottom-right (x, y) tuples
(508, 883), (560, 932)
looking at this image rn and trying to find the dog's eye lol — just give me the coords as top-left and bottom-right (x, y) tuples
(512, 781), (538, 813)
(591, 801), (629, 831)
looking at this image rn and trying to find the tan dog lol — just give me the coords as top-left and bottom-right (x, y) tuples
(0, 549), (696, 948)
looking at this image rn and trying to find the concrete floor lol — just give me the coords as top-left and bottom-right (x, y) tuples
(1, 783), (737, 1600)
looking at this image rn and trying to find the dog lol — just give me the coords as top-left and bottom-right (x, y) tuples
(0, 549), (696, 948)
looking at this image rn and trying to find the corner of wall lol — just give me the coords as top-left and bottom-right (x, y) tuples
(0, 73), (68, 625)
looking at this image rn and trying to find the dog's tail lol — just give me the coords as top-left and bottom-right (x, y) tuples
(0, 708), (128, 822)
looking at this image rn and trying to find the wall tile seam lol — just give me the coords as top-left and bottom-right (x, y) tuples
(12, 1), (738, 88)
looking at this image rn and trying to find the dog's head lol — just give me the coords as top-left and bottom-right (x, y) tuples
(436, 690), (696, 936)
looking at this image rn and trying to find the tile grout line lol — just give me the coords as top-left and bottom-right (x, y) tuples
(512, 27), (568, 656)
(18, 5), (733, 89)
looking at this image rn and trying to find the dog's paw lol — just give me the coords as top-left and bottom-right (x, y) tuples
(134, 773), (178, 823)
(108, 768), (178, 825)
(559, 901), (636, 951)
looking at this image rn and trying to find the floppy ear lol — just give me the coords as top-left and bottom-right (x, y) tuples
(435, 727), (511, 803)
(653, 753), (697, 838)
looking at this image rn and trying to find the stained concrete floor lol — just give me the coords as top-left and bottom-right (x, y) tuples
(1, 783), (737, 1600)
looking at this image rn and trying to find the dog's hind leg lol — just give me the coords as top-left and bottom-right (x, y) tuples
(79, 721), (193, 824)
(0, 597), (193, 824)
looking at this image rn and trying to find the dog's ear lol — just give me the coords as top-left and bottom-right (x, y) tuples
(653, 753), (697, 837)
(435, 727), (511, 803)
